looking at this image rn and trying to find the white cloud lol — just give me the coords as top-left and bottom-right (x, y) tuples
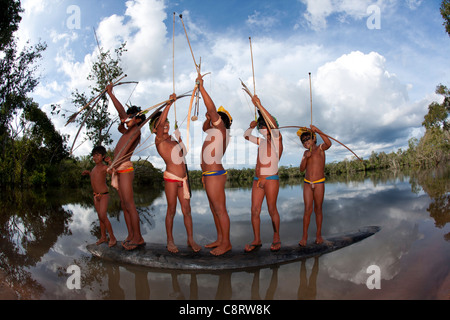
(14, 0), (441, 166)
(21, 0), (51, 16)
(405, 0), (423, 10)
(311, 51), (433, 158)
(246, 11), (278, 30)
(97, 0), (169, 80)
(299, 0), (396, 31)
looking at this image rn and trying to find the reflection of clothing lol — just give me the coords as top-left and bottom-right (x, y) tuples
(304, 178), (326, 185)
(164, 171), (190, 200)
(111, 161), (134, 190)
(202, 170), (228, 177)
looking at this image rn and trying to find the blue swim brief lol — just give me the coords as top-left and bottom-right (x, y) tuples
(254, 175), (279, 181)
(202, 170), (228, 177)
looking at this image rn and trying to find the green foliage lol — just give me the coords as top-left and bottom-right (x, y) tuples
(133, 160), (164, 187)
(441, 0), (450, 37)
(415, 85), (450, 168)
(0, 8), (51, 188)
(54, 42), (128, 148)
(0, 0), (22, 51)
(0, 38), (47, 137)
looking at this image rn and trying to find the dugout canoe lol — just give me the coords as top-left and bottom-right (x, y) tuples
(86, 226), (380, 272)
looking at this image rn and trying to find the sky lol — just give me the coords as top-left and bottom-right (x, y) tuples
(15, 0), (450, 170)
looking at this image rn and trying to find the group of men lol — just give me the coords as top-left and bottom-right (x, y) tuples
(85, 73), (331, 256)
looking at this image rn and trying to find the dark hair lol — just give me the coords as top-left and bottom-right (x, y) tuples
(257, 111), (266, 130)
(149, 111), (162, 132)
(127, 105), (146, 122)
(300, 132), (315, 143)
(218, 112), (232, 129)
(91, 145), (107, 156)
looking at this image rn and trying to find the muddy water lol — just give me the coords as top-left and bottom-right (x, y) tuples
(0, 168), (448, 300)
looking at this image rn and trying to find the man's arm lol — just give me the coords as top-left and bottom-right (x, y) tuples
(251, 95), (279, 129)
(299, 150), (310, 172)
(202, 113), (212, 132)
(197, 74), (221, 124)
(243, 121), (260, 145)
(311, 125), (332, 151)
(106, 84), (127, 120)
(156, 94), (176, 137)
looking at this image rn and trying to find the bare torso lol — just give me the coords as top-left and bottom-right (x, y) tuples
(304, 144), (326, 181)
(201, 125), (229, 172)
(90, 164), (109, 194)
(113, 126), (141, 164)
(156, 135), (186, 177)
(255, 131), (283, 177)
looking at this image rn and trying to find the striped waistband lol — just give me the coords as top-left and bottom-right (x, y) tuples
(304, 178), (326, 185)
(202, 170), (228, 177)
(117, 167), (134, 174)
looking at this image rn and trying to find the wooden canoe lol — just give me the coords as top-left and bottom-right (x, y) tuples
(86, 226), (380, 272)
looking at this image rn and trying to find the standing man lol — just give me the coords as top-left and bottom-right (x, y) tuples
(197, 74), (233, 256)
(150, 94), (201, 254)
(298, 125), (331, 246)
(243, 97), (283, 252)
(106, 83), (145, 251)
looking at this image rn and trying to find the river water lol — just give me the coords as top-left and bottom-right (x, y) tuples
(0, 168), (448, 300)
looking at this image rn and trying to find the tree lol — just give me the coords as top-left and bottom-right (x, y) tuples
(0, 0), (50, 187)
(415, 85), (450, 168)
(0, 38), (47, 140)
(62, 42), (128, 148)
(441, 0), (450, 37)
(423, 84), (450, 130)
(0, 0), (22, 51)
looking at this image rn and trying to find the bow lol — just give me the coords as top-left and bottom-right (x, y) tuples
(241, 37), (277, 132)
(279, 125), (363, 162)
(68, 74), (135, 154)
(179, 13), (202, 153)
(65, 74), (127, 127)
(110, 92), (191, 169)
(240, 79), (276, 130)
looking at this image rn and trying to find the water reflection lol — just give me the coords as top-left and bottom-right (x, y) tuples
(0, 167), (448, 299)
(65, 257), (320, 300)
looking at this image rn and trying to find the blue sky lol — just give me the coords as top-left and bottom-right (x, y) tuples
(17, 0), (450, 169)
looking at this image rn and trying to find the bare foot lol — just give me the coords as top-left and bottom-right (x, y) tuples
(188, 240), (202, 253)
(298, 238), (307, 247)
(123, 239), (146, 251)
(270, 241), (281, 252)
(96, 237), (108, 245)
(315, 236), (324, 244)
(210, 244), (232, 256)
(205, 240), (220, 248)
(167, 241), (179, 253)
(108, 238), (117, 247)
(244, 242), (262, 252)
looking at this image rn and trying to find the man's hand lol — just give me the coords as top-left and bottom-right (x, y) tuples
(196, 73), (203, 87)
(251, 95), (261, 106)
